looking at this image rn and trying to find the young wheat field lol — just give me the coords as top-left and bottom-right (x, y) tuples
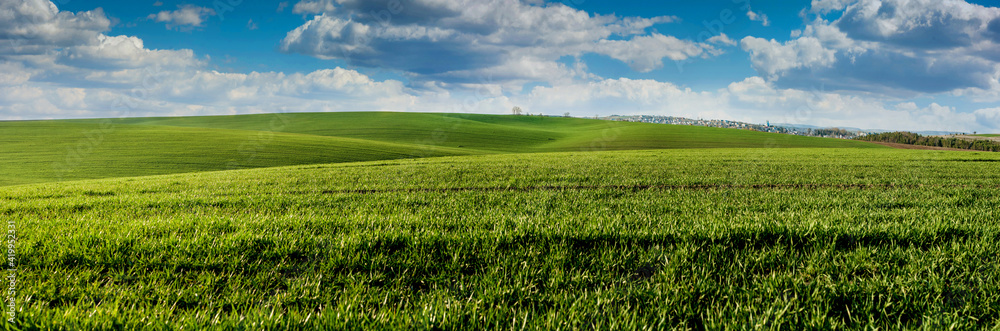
(6, 146), (1000, 329)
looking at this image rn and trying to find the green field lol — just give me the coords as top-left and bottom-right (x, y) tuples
(0, 112), (883, 186)
(974, 134), (1000, 137)
(7, 112), (997, 329)
(7, 146), (1000, 329)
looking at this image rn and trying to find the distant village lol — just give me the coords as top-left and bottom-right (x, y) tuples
(603, 115), (864, 139)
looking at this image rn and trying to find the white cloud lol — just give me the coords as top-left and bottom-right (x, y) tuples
(0, 66), (432, 120)
(0, 1), (204, 89)
(1, 0), (997, 135)
(281, 0), (715, 85)
(520, 78), (713, 116)
(58, 34), (203, 70)
(747, 10), (770, 27)
(0, 1), (427, 120)
(973, 107), (1000, 128)
(810, 0), (854, 13)
(279, 15), (374, 61)
(594, 34), (713, 72)
(247, 19), (259, 30)
(517, 76), (999, 132)
(5, 56), (999, 132)
(423, 56), (594, 92)
(147, 5), (216, 30)
(707, 33), (736, 46)
(834, 0), (998, 49)
(741, 0), (1000, 96)
(0, 0), (110, 54)
(741, 36), (836, 78)
(0, 61), (32, 85)
(292, 0), (335, 14)
(156, 68), (419, 109)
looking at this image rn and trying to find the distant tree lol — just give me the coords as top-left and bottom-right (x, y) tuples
(512, 106), (522, 116)
(564, 112), (571, 118)
(854, 131), (1000, 152)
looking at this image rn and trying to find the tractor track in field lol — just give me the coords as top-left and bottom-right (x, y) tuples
(321, 183), (1000, 194)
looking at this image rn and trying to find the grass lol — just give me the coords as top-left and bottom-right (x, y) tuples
(0, 119), (472, 186)
(103, 112), (883, 153)
(0, 112), (884, 186)
(7, 147), (1000, 329)
(974, 134), (1000, 137)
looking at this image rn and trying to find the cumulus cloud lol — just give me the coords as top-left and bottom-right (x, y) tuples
(0, 0), (111, 54)
(0, 65), (438, 120)
(147, 5), (216, 30)
(291, 0), (336, 14)
(145, 68), (424, 112)
(974, 107), (1000, 128)
(0, 1), (440, 119)
(0, 61), (32, 86)
(741, 36), (836, 78)
(0, 1), (424, 120)
(707, 33), (736, 46)
(741, 0), (1000, 97)
(518, 76), (999, 132)
(809, 0), (854, 13)
(595, 34), (714, 72)
(57, 34), (203, 70)
(747, 10), (770, 26)
(280, 0), (712, 84)
(834, 0), (997, 49)
(0, 1), (206, 87)
(2, 0), (996, 135)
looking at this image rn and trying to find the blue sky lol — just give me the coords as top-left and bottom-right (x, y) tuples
(3, 0), (1000, 132)
(55, 0), (783, 86)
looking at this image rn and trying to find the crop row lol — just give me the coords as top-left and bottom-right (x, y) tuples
(5, 148), (1000, 329)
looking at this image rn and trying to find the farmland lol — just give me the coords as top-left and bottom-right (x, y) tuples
(6, 0), (1000, 328)
(0, 112), (883, 186)
(7, 146), (1000, 329)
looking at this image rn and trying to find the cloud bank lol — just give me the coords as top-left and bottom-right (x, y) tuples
(280, 0), (717, 85)
(742, 0), (1000, 98)
(147, 5), (216, 31)
(0, 0), (997, 133)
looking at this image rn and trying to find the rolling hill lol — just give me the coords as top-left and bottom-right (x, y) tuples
(0, 120), (473, 186)
(103, 112), (885, 152)
(0, 112), (886, 186)
(8, 148), (1000, 329)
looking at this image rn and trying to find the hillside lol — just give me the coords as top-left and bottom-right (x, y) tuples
(103, 112), (886, 152)
(8, 148), (1000, 329)
(0, 112), (885, 186)
(0, 121), (474, 186)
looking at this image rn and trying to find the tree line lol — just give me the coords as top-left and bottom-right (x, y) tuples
(854, 132), (1000, 152)
(811, 128), (854, 137)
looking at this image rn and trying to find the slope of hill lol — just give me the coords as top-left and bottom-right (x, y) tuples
(0, 120), (475, 186)
(8, 148), (1000, 329)
(1, 112), (886, 186)
(103, 112), (887, 152)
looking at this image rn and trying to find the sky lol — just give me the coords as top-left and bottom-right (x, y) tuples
(2, 0), (1000, 132)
